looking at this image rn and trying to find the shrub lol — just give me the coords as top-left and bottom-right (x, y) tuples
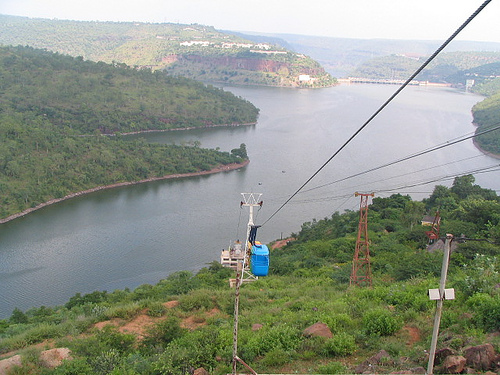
(260, 348), (292, 367)
(147, 301), (167, 317)
(323, 332), (357, 357)
(467, 293), (500, 332)
(141, 316), (186, 349)
(245, 324), (302, 358)
(363, 308), (403, 336)
(50, 358), (93, 374)
(317, 361), (348, 374)
(178, 289), (215, 311)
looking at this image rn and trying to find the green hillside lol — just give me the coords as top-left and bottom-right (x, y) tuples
(1, 176), (499, 374)
(351, 51), (500, 83)
(0, 45), (255, 219)
(0, 14), (335, 88)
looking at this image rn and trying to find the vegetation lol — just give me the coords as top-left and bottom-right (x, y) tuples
(1, 175), (499, 374)
(0, 45), (255, 219)
(352, 51), (500, 83)
(0, 14), (335, 88)
(471, 81), (500, 155)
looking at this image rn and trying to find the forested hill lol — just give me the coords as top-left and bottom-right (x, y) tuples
(0, 45), (258, 134)
(0, 14), (335, 88)
(0, 45), (254, 219)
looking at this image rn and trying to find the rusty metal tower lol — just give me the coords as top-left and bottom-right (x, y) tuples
(350, 192), (374, 287)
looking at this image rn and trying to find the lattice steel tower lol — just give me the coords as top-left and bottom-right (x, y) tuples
(350, 192), (374, 287)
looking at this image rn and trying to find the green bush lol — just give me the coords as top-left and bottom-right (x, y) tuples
(317, 361), (348, 374)
(323, 332), (357, 357)
(260, 348), (292, 367)
(178, 289), (215, 311)
(363, 308), (403, 336)
(244, 324), (302, 358)
(467, 293), (500, 332)
(146, 302), (167, 317)
(51, 358), (93, 374)
(141, 316), (186, 349)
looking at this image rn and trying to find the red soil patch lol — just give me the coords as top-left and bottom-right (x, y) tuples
(404, 325), (421, 346)
(271, 238), (295, 249)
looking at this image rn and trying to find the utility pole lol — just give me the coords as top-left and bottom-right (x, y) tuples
(232, 193), (262, 375)
(350, 192), (374, 287)
(426, 234), (455, 375)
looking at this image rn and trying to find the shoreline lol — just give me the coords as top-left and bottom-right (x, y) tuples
(109, 122), (257, 136)
(473, 138), (500, 160)
(0, 159), (249, 225)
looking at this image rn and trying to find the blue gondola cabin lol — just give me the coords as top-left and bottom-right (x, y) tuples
(250, 241), (269, 276)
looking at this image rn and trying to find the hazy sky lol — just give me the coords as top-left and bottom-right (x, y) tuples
(1, 0), (499, 43)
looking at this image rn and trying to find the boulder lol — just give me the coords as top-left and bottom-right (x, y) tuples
(435, 347), (457, 365)
(251, 323), (263, 331)
(0, 355), (22, 375)
(302, 322), (332, 338)
(389, 369), (425, 374)
(441, 355), (466, 374)
(354, 350), (391, 374)
(193, 368), (209, 375)
(464, 343), (496, 371)
(39, 348), (72, 368)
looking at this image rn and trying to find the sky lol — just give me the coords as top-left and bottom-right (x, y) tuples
(1, 0), (499, 44)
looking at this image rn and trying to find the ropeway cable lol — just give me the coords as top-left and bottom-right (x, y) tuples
(261, 0), (493, 226)
(301, 123), (500, 194)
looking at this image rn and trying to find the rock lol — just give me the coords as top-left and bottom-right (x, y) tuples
(435, 348), (457, 365)
(354, 350), (391, 373)
(0, 348), (71, 374)
(39, 348), (72, 368)
(441, 355), (466, 374)
(370, 349), (391, 364)
(252, 323), (263, 331)
(302, 322), (332, 338)
(464, 343), (496, 371)
(0, 355), (22, 375)
(409, 366), (426, 373)
(193, 368), (209, 375)
(493, 353), (500, 369)
(390, 369), (425, 374)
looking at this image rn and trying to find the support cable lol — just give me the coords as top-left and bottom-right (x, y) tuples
(261, 0), (493, 227)
(302, 124), (500, 194)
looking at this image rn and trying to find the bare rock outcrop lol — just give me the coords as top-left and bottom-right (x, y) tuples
(464, 343), (496, 371)
(441, 355), (466, 374)
(302, 322), (332, 338)
(0, 355), (22, 375)
(355, 350), (391, 374)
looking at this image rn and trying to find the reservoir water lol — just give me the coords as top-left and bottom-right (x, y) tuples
(1, 84), (499, 318)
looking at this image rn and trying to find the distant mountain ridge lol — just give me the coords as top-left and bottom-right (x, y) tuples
(239, 31), (500, 77)
(0, 14), (335, 87)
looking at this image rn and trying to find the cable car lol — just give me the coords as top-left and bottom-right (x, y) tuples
(250, 241), (269, 276)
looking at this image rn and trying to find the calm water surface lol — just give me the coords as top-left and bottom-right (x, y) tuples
(0, 84), (498, 317)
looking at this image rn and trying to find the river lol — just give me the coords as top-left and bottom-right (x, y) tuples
(0, 84), (498, 318)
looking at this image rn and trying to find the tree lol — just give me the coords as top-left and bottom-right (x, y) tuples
(230, 143), (248, 159)
(401, 200), (425, 229)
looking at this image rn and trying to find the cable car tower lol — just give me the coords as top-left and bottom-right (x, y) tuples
(239, 193), (263, 282)
(232, 193), (263, 375)
(350, 192), (374, 287)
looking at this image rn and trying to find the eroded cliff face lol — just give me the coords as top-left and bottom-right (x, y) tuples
(161, 54), (335, 87)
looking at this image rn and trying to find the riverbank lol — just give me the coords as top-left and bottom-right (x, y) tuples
(0, 160), (249, 225)
(111, 122), (257, 136)
(473, 138), (500, 160)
